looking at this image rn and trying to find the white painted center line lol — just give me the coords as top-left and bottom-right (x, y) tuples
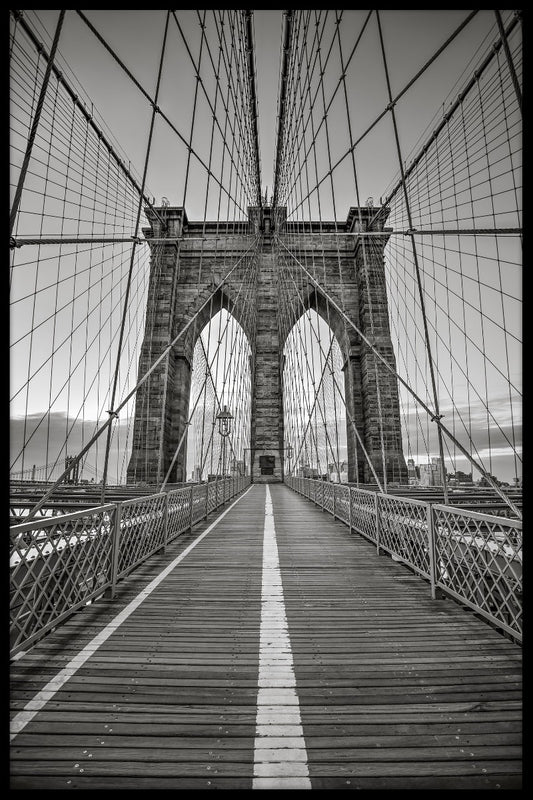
(253, 485), (311, 790)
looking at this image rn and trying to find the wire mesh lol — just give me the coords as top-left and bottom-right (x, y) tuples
(117, 493), (167, 576)
(286, 477), (521, 641)
(10, 476), (250, 655)
(433, 504), (522, 636)
(349, 487), (378, 542)
(10, 504), (115, 652)
(377, 494), (432, 577)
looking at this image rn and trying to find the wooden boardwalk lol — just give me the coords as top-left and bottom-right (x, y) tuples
(10, 484), (522, 790)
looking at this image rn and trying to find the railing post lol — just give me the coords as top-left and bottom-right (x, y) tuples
(162, 491), (169, 553)
(205, 482), (209, 520)
(427, 502), (437, 599)
(375, 493), (381, 554)
(321, 480), (325, 511)
(348, 486), (353, 532)
(107, 501), (122, 599)
(189, 485), (194, 531)
(332, 483), (336, 520)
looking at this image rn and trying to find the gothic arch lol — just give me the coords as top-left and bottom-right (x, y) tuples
(279, 285), (360, 366)
(282, 308), (349, 482)
(171, 285), (255, 365)
(185, 307), (253, 482)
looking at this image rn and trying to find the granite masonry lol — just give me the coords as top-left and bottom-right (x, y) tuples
(127, 205), (407, 485)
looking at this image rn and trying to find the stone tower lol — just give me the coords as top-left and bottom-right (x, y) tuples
(127, 204), (407, 485)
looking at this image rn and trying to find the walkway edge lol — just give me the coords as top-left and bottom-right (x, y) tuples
(10, 485), (253, 741)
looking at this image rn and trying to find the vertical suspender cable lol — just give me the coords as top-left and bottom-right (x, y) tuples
(100, 10), (170, 503)
(376, 10), (449, 503)
(10, 9), (65, 235)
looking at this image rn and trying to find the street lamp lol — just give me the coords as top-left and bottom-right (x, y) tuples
(216, 405), (233, 476)
(284, 443), (293, 476)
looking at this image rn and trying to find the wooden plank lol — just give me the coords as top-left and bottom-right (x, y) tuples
(10, 759), (522, 777)
(10, 776), (253, 790)
(12, 731), (522, 749)
(17, 717), (523, 736)
(269, 485), (522, 788)
(10, 484), (522, 790)
(11, 744), (522, 763)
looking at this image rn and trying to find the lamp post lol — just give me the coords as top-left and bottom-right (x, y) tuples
(216, 405), (233, 477)
(284, 443), (293, 477)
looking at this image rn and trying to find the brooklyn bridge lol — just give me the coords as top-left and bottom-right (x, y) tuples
(10, 9), (522, 790)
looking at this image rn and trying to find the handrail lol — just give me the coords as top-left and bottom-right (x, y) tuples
(287, 477), (522, 643)
(9, 477), (250, 658)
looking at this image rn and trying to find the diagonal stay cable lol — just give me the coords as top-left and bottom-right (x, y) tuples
(278, 255), (384, 490)
(376, 11), (520, 217)
(275, 233), (521, 518)
(285, 10), (480, 219)
(23, 235), (261, 520)
(161, 284), (256, 490)
(100, 10), (171, 504)
(11, 10), (166, 228)
(76, 10), (249, 218)
(9, 10), (65, 236)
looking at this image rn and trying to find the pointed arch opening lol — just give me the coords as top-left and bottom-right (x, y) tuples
(283, 309), (348, 482)
(185, 309), (252, 482)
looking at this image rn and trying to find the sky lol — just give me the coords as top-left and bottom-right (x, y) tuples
(15, 9), (510, 209)
(10, 9), (521, 485)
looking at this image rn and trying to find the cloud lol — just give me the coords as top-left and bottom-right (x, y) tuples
(10, 412), (134, 482)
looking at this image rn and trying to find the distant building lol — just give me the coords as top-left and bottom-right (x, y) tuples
(191, 466), (202, 482)
(419, 457), (444, 487)
(407, 458), (419, 485)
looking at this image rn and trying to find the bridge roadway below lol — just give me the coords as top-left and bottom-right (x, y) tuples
(10, 484), (522, 790)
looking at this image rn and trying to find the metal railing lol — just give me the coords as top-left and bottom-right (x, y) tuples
(10, 477), (250, 657)
(287, 477), (522, 642)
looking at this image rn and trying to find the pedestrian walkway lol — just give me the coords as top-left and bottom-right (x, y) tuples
(10, 484), (522, 790)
